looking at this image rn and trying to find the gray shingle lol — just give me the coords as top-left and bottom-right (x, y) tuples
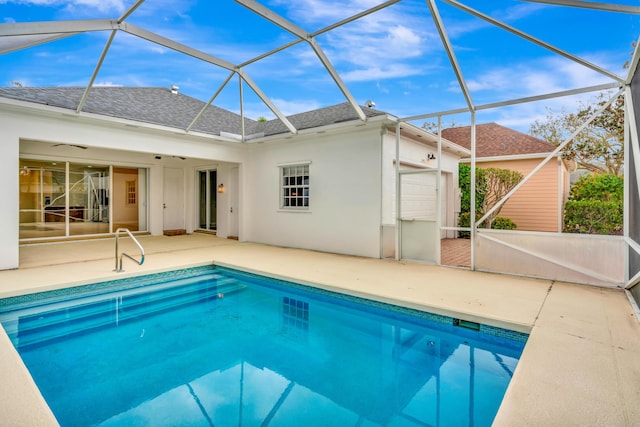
(256, 102), (386, 136)
(0, 87), (255, 136)
(0, 87), (386, 137)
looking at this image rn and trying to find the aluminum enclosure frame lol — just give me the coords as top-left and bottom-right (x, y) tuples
(1, 0), (639, 292)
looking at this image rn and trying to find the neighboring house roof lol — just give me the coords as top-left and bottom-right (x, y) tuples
(440, 122), (557, 157)
(0, 87), (386, 138)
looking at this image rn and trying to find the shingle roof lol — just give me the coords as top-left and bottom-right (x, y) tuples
(0, 87), (254, 136)
(440, 122), (556, 157)
(257, 102), (386, 136)
(0, 87), (387, 138)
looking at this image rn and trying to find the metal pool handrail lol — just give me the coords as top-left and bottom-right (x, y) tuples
(114, 228), (145, 272)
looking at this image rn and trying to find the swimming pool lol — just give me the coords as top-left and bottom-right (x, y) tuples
(0, 265), (527, 426)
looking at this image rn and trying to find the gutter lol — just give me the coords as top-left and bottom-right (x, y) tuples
(460, 152), (561, 162)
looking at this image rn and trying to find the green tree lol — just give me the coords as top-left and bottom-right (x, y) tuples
(458, 165), (522, 231)
(529, 93), (624, 175)
(481, 168), (523, 228)
(570, 173), (623, 202)
(563, 173), (623, 235)
(458, 164), (485, 213)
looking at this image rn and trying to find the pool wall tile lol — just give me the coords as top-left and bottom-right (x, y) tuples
(0, 264), (528, 344)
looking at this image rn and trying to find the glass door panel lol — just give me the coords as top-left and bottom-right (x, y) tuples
(208, 170), (217, 230)
(197, 170), (217, 231)
(19, 160), (66, 239)
(69, 163), (110, 236)
(198, 171), (207, 229)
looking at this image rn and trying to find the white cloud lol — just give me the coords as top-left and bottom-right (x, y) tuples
(269, 98), (323, 116)
(265, 0), (435, 83)
(94, 81), (121, 87)
(443, 2), (548, 39)
(269, 0), (383, 25)
(340, 63), (425, 82)
(443, 53), (622, 131)
(3, 0), (126, 14)
(464, 55), (616, 98)
(239, 98), (323, 120)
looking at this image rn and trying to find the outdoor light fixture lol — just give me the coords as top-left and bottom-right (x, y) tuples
(427, 153), (436, 160)
(218, 183), (225, 193)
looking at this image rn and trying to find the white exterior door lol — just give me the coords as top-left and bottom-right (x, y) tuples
(163, 167), (184, 231)
(399, 169), (439, 263)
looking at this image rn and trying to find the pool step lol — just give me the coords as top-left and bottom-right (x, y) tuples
(8, 274), (245, 348)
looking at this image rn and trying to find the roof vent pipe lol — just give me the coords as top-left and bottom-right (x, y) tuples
(170, 84), (179, 94)
(365, 100), (375, 108)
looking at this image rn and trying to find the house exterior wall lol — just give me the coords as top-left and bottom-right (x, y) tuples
(0, 119), (19, 270)
(0, 102), (464, 268)
(0, 102), (247, 269)
(475, 157), (567, 232)
(243, 126), (384, 258)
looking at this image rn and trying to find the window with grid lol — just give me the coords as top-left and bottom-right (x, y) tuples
(126, 180), (137, 205)
(281, 164), (309, 209)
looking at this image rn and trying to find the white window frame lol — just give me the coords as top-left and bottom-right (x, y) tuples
(279, 162), (310, 211)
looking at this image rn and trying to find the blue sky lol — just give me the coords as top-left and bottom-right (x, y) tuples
(1, 0), (639, 132)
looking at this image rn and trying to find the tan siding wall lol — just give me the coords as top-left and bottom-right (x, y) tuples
(479, 158), (562, 232)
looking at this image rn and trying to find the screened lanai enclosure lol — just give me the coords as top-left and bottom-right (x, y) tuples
(1, 1), (640, 306)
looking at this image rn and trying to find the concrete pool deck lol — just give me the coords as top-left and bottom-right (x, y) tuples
(1, 233), (639, 426)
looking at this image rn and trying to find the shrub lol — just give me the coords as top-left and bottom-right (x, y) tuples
(492, 217), (517, 230)
(458, 213), (517, 237)
(570, 173), (623, 202)
(457, 212), (475, 238)
(458, 164), (485, 213)
(480, 168), (523, 228)
(563, 200), (623, 235)
(564, 173), (623, 234)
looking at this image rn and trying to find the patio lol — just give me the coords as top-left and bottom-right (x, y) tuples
(1, 233), (639, 425)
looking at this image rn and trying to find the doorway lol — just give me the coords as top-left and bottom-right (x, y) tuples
(228, 166), (239, 239)
(197, 169), (217, 232)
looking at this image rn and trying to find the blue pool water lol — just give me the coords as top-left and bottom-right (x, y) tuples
(0, 266), (527, 427)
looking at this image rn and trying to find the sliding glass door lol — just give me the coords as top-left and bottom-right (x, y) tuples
(19, 160), (66, 238)
(68, 163), (110, 236)
(197, 169), (217, 231)
(19, 159), (148, 240)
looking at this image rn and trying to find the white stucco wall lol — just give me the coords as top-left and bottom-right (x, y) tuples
(243, 125), (383, 258)
(0, 102), (248, 269)
(0, 125), (19, 270)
